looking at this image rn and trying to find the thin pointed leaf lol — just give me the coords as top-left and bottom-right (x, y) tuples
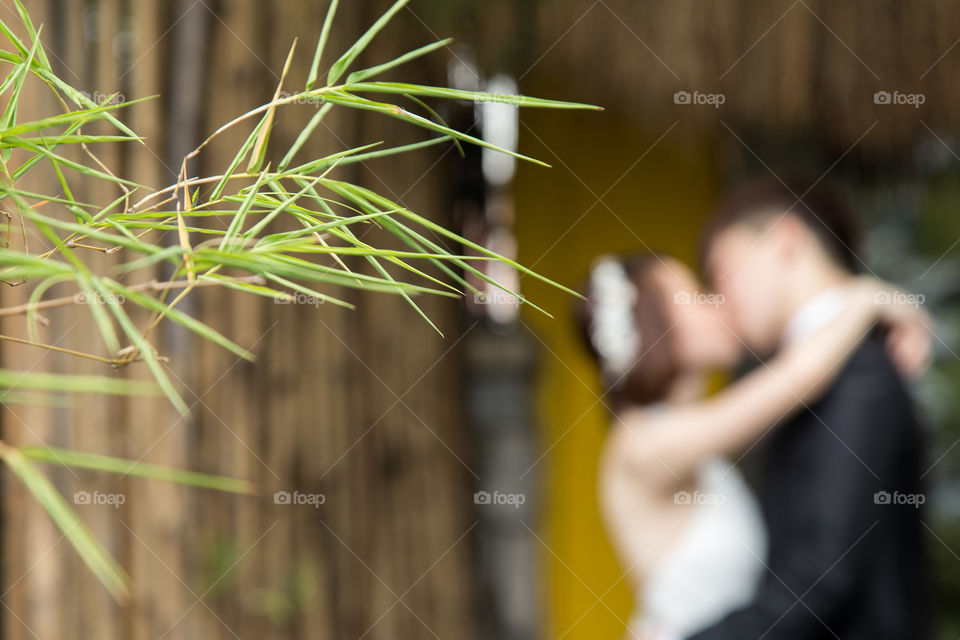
(0, 369), (159, 396)
(103, 280), (255, 362)
(278, 102), (333, 171)
(321, 91), (551, 167)
(101, 295), (189, 415)
(0, 445), (130, 602)
(19, 446), (256, 494)
(348, 81), (604, 110)
(345, 37), (452, 84)
(327, 0), (409, 85)
(306, 0), (339, 90)
(248, 40), (298, 173)
(13, 0), (51, 70)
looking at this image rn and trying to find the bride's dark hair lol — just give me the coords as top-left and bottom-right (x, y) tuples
(574, 252), (679, 410)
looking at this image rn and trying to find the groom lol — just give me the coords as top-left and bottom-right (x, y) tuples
(684, 178), (931, 640)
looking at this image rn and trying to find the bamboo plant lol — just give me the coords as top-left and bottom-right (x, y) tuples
(0, 0), (599, 600)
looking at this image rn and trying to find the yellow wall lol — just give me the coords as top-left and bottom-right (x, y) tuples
(513, 108), (720, 639)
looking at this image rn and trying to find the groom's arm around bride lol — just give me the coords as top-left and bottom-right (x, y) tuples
(687, 331), (930, 640)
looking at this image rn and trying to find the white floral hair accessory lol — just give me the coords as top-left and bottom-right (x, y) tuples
(588, 255), (640, 386)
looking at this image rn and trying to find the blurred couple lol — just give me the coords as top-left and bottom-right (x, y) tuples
(576, 178), (933, 640)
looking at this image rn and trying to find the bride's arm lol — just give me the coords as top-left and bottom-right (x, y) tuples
(614, 277), (927, 482)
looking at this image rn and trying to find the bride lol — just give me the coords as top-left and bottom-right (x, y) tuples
(575, 252), (929, 639)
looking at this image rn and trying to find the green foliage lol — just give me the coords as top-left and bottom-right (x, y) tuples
(0, 0), (598, 601)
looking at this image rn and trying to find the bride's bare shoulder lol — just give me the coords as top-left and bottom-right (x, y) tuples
(602, 405), (683, 484)
(603, 408), (661, 461)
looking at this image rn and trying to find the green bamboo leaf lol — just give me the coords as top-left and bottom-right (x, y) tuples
(0, 390), (72, 408)
(107, 221), (223, 235)
(1, 96), (147, 138)
(93, 191), (134, 221)
(8, 136), (142, 187)
(248, 40), (298, 173)
(115, 245), (196, 274)
(0, 67), (20, 98)
(26, 273), (74, 343)
(265, 218), (463, 297)
(321, 90), (551, 167)
(0, 134), (138, 148)
(97, 291), (189, 415)
(220, 167), (270, 249)
(193, 248), (457, 297)
(74, 272), (123, 357)
(320, 179), (560, 316)
(0, 444), (130, 602)
(13, 203), (162, 256)
(288, 176), (468, 296)
(348, 81), (604, 110)
(47, 156), (90, 223)
(0, 186), (99, 208)
(327, 0), (409, 85)
(0, 18), (29, 59)
(12, 198), (127, 354)
(274, 244), (496, 263)
(263, 273), (354, 309)
(402, 94), (463, 156)
(199, 273), (304, 303)
(315, 179), (468, 284)
(0, 25), (40, 134)
(0, 248), (73, 271)
(0, 50), (141, 138)
(332, 179), (583, 299)
(325, 135), (450, 165)
(0, 369), (159, 396)
(103, 280), (255, 362)
(365, 252), (443, 336)
(276, 141), (381, 181)
(13, 0), (52, 70)
(210, 120), (267, 202)
(306, 0), (339, 90)
(278, 102), (333, 170)
(345, 38), (452, 84)
(255, 209), (394, 246)
(18, 446), (256, 494)
(242, 176), (323, 240)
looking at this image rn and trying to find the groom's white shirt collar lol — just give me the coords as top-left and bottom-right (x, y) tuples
(780, 284), (848, 345)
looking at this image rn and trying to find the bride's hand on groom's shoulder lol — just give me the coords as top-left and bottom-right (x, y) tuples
(854, 276), (933, 379)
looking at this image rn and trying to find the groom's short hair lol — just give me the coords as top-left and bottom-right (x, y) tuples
(700, 176), (860, 276)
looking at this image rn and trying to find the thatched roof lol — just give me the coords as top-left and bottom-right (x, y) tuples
(499, 0), (960, 155)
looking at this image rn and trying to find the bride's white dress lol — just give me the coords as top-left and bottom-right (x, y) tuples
(630, 458), (768, 638)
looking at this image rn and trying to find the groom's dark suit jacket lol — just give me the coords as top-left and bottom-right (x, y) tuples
(689, 333), (931, 640)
